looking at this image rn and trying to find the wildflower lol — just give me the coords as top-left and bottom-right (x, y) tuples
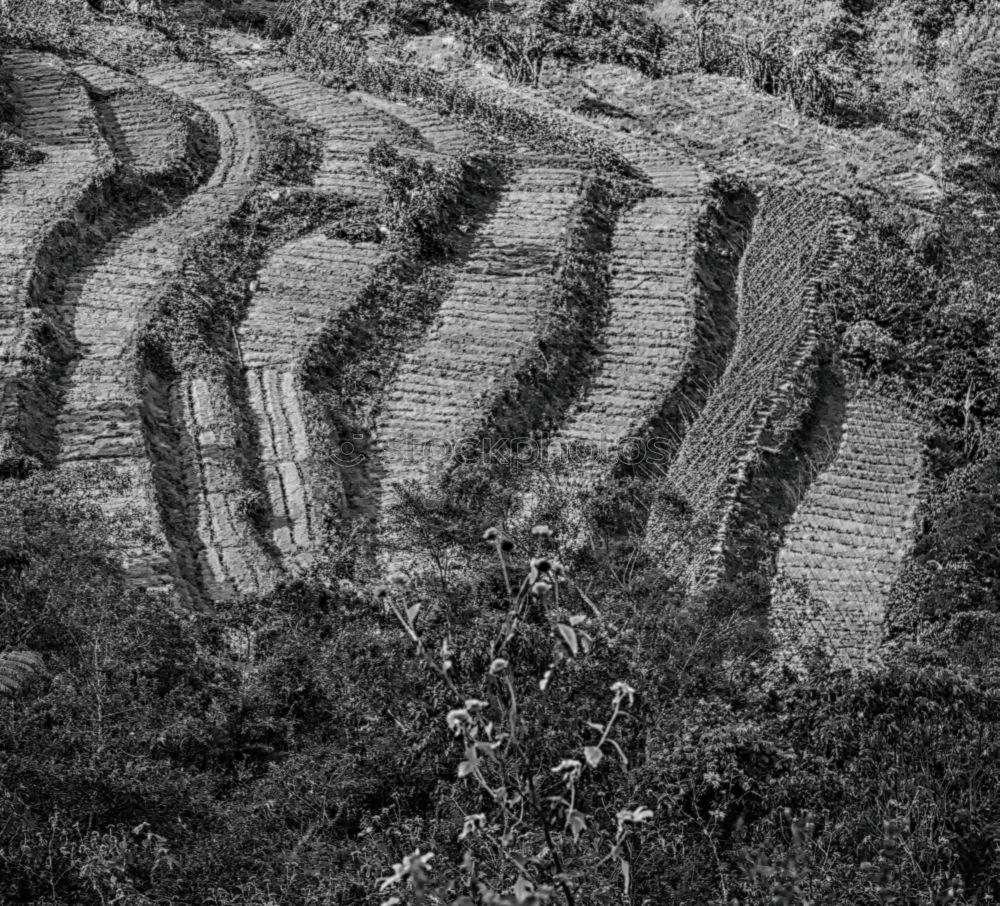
(378, 849), (435, 891)
(374, 585), (389, 600)
(531, 580), (552, 598)
(482, 527), (499, 542)
(611, 680), (636, 707)
(458, 813), (486, 841)
(446, 708), (471, 734)
(531, 557), (552, 574)
(464, 698), (488, 713)
(552, 758), (582, 782)
(531, 524), (552, 538)
(489, 658), (509, 675)
(616, 806), (654, 830)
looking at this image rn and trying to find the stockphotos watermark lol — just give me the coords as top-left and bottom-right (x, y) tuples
(332, 435), (676, 468)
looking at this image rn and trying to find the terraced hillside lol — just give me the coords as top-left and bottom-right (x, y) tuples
(6, 5), (1000, 901)
(552, 188), (702, 467)
(0, 51), (110, 469)
(645, 187), (840, 582)
(239, 235), (388, 569)
(230, 70), (475, 580)
(772, 387), (923, 668)
(56, 62), (260, 599)
(0, 10), (939, 671)
(376, 159), (588, 509)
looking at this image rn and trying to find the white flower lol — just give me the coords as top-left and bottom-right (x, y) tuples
(552, 758), (582, 781)
(378, 849), (435, 891)
(489, 658), (509, 675)
(616, 806), (654, 830)
(446, 708), (471, 734)
(458, 813), (486, 841)
(611, 680), (636, 707)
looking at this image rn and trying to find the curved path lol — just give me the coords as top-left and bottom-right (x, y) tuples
(771, 388), (922, 668)
(56, 63), (261, 598)
(0, 52), (109, 463)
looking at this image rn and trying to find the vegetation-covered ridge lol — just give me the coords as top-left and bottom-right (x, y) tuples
(0, 0), (999, 903)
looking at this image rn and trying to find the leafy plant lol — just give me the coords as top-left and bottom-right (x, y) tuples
(0, 650), (43, 697)
(375, 524), (651, 905)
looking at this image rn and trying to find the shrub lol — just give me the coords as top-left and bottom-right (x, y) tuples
(455, 0), (667, 85)
(691, 23), (845, 117)
(827, 199), (1000, 459)
(277, 0), (459, 40)
(368, 139), (468, 258)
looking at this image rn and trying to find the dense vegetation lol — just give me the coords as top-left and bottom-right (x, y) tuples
(4, 449), (1000, 904)
(0, 0), (999, 904)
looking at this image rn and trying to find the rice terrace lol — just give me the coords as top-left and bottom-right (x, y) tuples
(0, 0), (999, 903)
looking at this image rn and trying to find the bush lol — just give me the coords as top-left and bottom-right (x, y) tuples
(456, 0), (667, 85)
(368, 139), (467, 258)
(277, 0), (460, 40)
(5, 467), (1000, 902)
(827, 199), (1000, 459)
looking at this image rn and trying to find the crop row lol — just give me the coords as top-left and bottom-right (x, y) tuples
(771, 387), (923, 668)
(645, 187), (842, 583)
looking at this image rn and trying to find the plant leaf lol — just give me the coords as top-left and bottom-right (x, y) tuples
(0, 650), (44, 697)
(557, 623), (578, 657)
(584, 745), (604, 768)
